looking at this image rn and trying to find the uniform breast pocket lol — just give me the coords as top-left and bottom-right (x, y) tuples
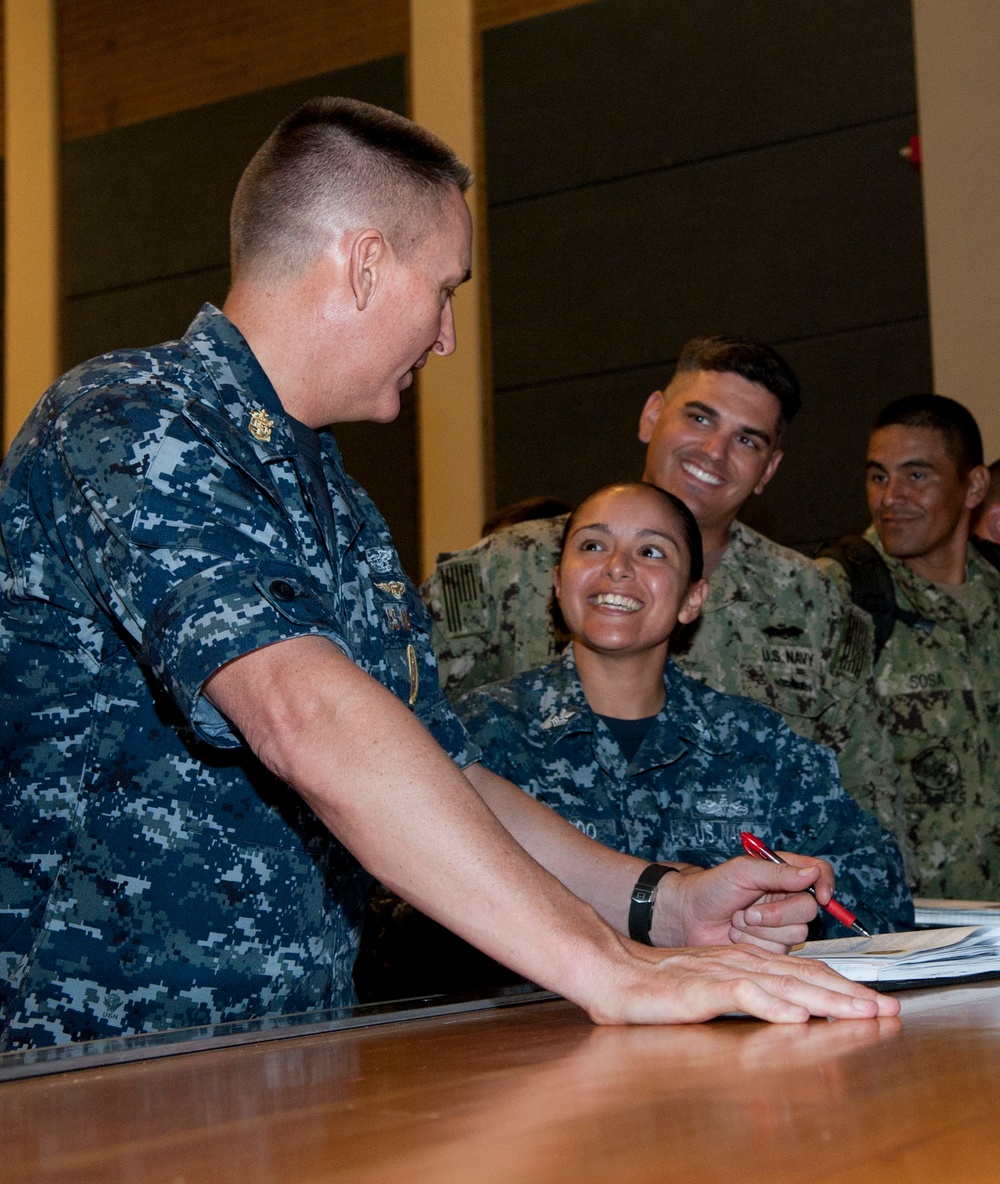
(738, 657), (834, 724)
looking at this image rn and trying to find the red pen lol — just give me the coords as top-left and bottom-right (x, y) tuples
(740, 831), (872, 937)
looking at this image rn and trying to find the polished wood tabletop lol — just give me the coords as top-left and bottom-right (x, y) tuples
(5, 982), (1000, 1183)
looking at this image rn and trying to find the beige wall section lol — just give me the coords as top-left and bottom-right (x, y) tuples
(410, 0), (491, 576)
(912, 0), (1000, 462)
(4, 0), (60, 453)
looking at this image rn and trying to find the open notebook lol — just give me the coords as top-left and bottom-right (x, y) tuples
(912, 898), (1000, 927)
(795, 926), (1000, 987)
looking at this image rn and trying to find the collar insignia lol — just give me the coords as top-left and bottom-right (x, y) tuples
(248, 408), (275, 442)
(541, 708), (576, 730)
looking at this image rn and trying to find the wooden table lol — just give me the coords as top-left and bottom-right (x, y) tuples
(4, 982), (1000, 1183)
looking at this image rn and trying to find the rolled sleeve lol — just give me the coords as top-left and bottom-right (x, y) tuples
(143, 557), (353, 745)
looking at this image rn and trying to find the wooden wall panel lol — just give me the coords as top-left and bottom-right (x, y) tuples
(58, 0), (409, 140)
(476, 0), (591, 31)
(0, 0), (595, 153)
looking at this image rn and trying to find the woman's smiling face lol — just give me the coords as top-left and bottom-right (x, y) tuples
(555, 484), (708, 659)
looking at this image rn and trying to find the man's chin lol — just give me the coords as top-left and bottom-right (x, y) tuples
(876, 531), (922, 560)
(372, 395), (402, 424)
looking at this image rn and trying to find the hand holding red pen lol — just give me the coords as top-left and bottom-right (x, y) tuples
(740, 832), (872, 937)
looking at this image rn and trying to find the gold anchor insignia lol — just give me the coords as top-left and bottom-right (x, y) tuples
(374, 580), (406, 599)
(248, 408), (275, 442)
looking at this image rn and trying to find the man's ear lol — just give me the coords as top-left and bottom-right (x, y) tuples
(984, 503), (1000, 544)
(349, 229), (386, 311)
(637, 391), (665, 444)
(965, 464), (991, 512)
(753, 447), (784, 496)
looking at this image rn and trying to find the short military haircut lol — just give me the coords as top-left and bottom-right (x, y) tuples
(872, 394), (984, 476)
(560, 481), (704, 584)
(674, 335), (802, 434)
(230, 96), (472, 282)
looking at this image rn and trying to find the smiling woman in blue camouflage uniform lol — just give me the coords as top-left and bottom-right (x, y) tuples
(457, 483), (913, 939)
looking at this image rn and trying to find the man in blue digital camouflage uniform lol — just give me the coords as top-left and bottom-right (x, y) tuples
(0, 98), (898, 1048)
(457, 646), (913, 939)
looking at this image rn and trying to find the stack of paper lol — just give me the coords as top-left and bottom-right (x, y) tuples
(912, 898), (1000, 927)
(796, 926), (1000, 987)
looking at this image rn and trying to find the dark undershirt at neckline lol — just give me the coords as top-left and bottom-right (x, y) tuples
(596, 713), (659, 764)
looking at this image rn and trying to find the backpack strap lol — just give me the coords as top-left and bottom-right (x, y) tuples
(971, 535), (1000, 573)
(816, 536), (899, 660)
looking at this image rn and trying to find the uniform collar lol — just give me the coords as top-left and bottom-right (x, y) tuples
(182, 303), (363, 555)
(697, 520), (751, 611)
(538, 644), (730, 771)
(865, 526), (997, 626)
(183, 303), (300, 465)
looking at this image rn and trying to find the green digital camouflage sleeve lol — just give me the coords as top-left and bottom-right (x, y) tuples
(814, 554), (912, 875)
(421, 515), (567, 701)
(853, 541), (1000, 899)
(675, 527), (911, 880)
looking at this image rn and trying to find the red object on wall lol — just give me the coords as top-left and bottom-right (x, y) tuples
(900, 134), (921, 171)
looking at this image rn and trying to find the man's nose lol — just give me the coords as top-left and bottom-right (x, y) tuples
(882, 475), (907, 504)
(699, 426), (727, 460)
(433, 297), (457, 357)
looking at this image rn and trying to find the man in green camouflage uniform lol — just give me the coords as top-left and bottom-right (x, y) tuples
(2, 101), (890, 1048)
(424, 337), (908, 848)
(818, 395), (999, 899)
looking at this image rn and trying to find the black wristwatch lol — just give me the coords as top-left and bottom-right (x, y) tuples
(628, 863), (677, 945)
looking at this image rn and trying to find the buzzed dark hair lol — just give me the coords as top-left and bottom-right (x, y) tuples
(674, 335), (802, 434)
(873, 394), (984, 476)
(230, 96), (472, 282)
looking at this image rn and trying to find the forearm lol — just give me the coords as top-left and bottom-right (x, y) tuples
(206, 636), (630, 1003)
(204, 636), (898, 1024)
(465, 762), (689, 944)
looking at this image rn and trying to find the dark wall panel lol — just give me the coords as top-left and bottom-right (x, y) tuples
(61, 56), (422, 576)
(484, 0), (931, 552)
(489, 115), (926, 391)
(739, 319), (935, 548)
(484, 0), (917, 202)
(63, 56), (406, 302)
(63, 269), (231, 369)
(493, 363), (660, 508)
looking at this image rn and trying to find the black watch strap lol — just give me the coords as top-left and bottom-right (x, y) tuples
(628, 863), (676, 945)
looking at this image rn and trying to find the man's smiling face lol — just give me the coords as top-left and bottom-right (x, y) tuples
(866, 424), (979, 573)
(638, 369), (784, 547)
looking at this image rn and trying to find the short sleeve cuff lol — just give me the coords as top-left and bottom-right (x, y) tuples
(418, 694), (482, 769)
(143, 558), (352, 746)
